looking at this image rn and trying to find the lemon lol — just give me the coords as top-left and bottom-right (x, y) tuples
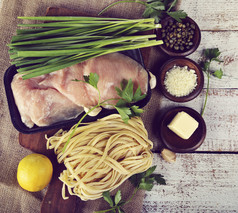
(17, 153), (53, 192)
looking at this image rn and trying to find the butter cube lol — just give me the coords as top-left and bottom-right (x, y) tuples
(167, 111), (199, 139)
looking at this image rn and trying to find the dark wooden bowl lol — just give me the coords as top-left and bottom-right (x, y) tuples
(158, 58), (204, 102)
(157, 16), (201, 57)
(160, 106), (206, 153)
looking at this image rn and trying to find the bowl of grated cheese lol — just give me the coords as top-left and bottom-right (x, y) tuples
(159, 58), (204, 102)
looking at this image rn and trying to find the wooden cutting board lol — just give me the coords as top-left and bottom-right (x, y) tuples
(18, 7), (152, 213)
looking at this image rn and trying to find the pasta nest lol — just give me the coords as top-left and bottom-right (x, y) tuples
(46, 114), (153, 201)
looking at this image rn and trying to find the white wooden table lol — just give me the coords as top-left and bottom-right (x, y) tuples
(142, 1), (238, 212)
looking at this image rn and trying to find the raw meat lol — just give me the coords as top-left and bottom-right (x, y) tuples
(11, 74), (83, 128)
(11, 53), (149, 128)
(83, 53), (148, 107)
(40, 53), (148, 108)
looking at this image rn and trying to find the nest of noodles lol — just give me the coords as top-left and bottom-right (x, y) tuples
(46, 114), (153, 200)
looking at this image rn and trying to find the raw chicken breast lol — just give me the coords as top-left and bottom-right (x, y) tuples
(39, 62), (99, 107)
(11, 53), (149, 128)
(84, 53), (148, 107)
(11, 74), (83, 128)
(41, 53), (148, 108)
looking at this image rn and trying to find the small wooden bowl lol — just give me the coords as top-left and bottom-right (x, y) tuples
(160, 107), (206, 153)
(157, 16), (201, 57)
(159, 58), (204, 102)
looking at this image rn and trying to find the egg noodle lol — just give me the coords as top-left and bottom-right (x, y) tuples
(46, 114), (153, 201)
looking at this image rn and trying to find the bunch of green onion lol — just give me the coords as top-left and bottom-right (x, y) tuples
(8, 16), (163, 79)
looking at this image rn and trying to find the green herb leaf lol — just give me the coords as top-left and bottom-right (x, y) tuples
(204, 48), (221, 61)
(213, 68), (223, 79)
(114, 106), (131, 123)
(121, 79), (134, 102)
(102, 191), (114, 207)
(114, 190), (122, 205)
(138, 177), (155, 191)
(142, 0), (187, 23)
(129, 166), (166, 190)
(167, 10), (187, 22)
(115, 99), (128, 107)
(142, 7), (155, 18)
(115, 87), (123, 98)
(202, 61), (210, 72)
(84, 73), (99, 89)
(142, 0), (165, 19)
(144, 165), (156, 177)
(98, 0), (186, 27)
(167, 0), (178, 12)
(116, 80), (146, 105)
(131, 105), (144, 116)
(200, 48), (223, 116)
(98, 166), (166, 213)
(115, 80), (146, 119)
(129, 172), (144, 188)
(133, 85), (147, 102)
(151, 174), (166, 185)
(147, 1), (165, 11)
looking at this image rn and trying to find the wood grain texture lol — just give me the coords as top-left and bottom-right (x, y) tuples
(143, 153), (238, 212)
(188, 31), (238, 89)
(177, 0), (238, 31)
(144, 0), (238, 210)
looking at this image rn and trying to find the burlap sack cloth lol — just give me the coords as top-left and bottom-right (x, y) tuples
(0, 0), (167, 212)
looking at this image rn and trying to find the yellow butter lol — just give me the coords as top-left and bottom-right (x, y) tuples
(167, 111), (199, 139)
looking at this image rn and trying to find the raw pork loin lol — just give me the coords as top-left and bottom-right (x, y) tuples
(11, 53), (149, 128)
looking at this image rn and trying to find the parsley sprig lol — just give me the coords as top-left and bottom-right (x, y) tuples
(200, 48), (223, 116)
(99, 0), (187, 23)
(62, 73), (146, 152)
(115, 79), (146, 122)
(94, 166), (166, 213)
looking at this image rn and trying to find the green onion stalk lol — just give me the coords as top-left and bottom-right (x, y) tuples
(8, 16), (163, 79)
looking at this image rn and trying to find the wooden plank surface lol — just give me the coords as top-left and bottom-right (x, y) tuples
(141, 0), (238, 209)
(189, 31), (238, 89)
(177, 0), (238, 31)
(143, 153), (238, 212)
(115, 0), (238, 211)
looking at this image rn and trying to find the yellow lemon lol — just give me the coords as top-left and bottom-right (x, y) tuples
(17, 153), (53, 192)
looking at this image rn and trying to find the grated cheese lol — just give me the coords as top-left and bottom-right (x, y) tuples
(164, 66), (197, 97)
